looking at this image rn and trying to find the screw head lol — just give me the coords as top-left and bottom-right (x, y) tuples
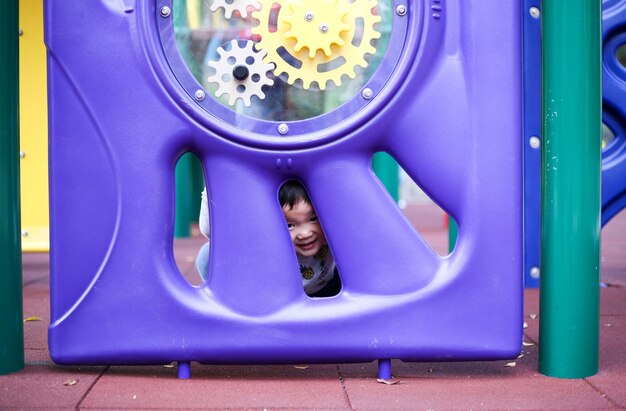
(21, 230), (28, 237)
(304, 11), (314, 21)
(319, 24), (329, 33)
(278, 123), (289, 135)
(160, 6), (171, 17)
(529, 136), (540, 149)
(361, 88), (373, 99)
(396, 4), (407, 16)
(529, 7), (540, 19)
(530, 266), (540, 279)
(19, 151), (25, 158)
(194, 89), (206, 101)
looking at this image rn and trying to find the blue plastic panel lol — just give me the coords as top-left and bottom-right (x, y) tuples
(47, 0), (522, 365)
(522, 0), (541, 288)
(601, 0), (626, 225)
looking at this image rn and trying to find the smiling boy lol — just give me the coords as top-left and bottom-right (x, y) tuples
(279, 180), (341, 297)
(196, 181), (341, 297)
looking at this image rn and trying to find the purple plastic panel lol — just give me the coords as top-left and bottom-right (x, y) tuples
(47, 0), (522, 365)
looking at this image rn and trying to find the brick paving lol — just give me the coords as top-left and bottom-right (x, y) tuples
(2, 204), (625, 410)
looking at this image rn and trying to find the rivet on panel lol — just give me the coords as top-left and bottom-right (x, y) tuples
(19, 151), (25, 158)
(276, 158), (282, 169)
(194, 89), (206, 101)
(160, 6), (172, 17)
(21, 230), (28, 237)
(530, 266), (540, 279)
(361, 88), (373, 99)
(396, 5), (407, 16)
(529, 7), (540, 19)
(278, 123), (289, 135)
(287, 158), (293, 169)
(529, 136), (540, 149)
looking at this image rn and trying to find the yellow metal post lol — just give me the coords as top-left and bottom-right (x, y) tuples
(19, 0), (49, 252)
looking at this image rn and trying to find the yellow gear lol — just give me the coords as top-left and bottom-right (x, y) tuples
(252, 0), (382, 90)
(282, 0), (351, 59)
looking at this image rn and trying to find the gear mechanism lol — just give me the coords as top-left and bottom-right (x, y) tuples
(210, 0), (261, 19)
(252, 0), (381, 90)
(282, 0), (351, 59)
(206, 40), (275, 107)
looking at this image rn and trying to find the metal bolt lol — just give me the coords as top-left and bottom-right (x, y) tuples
(396, 4), (407, 16)
(194, 89), (206, 101)
(361, 88), (373, 99)
(277, 123), (289, 135)
(19, 151), (25, 158)
(160, 6), (171, 17)
(19, 29), (23, 36)
(529, 136), (540, 149)
(530, 266), (540, 279)
(529, 6), (540, 19)
(319, 24), (329, 33)
(304, 11), (314, 21)
(21, 230), (28, 237)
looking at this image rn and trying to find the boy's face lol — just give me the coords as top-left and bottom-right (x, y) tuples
(283, 200), (327, 258)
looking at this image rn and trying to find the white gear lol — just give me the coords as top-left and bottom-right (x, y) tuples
(210, 0), (261, 19)
(206, 40), (275, 107)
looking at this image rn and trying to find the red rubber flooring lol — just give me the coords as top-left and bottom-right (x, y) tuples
(2, 204), (625, 410)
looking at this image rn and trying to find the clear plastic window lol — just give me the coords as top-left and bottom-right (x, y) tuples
(172, 0), (392, 121)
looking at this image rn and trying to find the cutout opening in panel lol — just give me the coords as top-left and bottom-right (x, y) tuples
(602, 122), (616, 150)
(173, 152), (208, 287)
(279, 180), (342, 298)
(372, 152), (451, 256)
(617, 43), (626, 70)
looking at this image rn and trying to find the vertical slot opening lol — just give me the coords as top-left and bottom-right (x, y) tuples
(279, 180), (342, 298)
(173, 152), (208, 286)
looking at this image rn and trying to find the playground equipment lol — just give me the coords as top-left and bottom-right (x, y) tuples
(47, 0), (522, 376)
(539, 0), (601, 378)
(522, 0), (541, 288)
(0, 0), (24, 375)
(601, 0), (626, 226)
(523, 0), (626, 288)
(18, 0), (50, 252)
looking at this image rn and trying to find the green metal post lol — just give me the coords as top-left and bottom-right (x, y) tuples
(372, 152), (399, 202)
(175, 153), (194, 238)
(189, 154), (204, 223)
(0, 0), (25, 375)
(539, 0), (601, 378)
(448, 217), (457, 253)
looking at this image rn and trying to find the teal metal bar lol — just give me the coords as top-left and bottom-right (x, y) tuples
(539, 0), (602, 378)
(448, 216), (457, 252)
(0, 0), (24, 375)
(175, 153), (194, 238)
(372, 152), (399, 202)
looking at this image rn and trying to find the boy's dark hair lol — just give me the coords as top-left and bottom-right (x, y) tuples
(279, 180), (311, 209)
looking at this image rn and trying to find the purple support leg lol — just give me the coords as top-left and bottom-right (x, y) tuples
(177, 361), (191, 379)
(377, 359), (392, 380)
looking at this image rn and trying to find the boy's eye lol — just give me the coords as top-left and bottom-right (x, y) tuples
(287, 223), (295, 229)
(309, 216), (319, 223)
